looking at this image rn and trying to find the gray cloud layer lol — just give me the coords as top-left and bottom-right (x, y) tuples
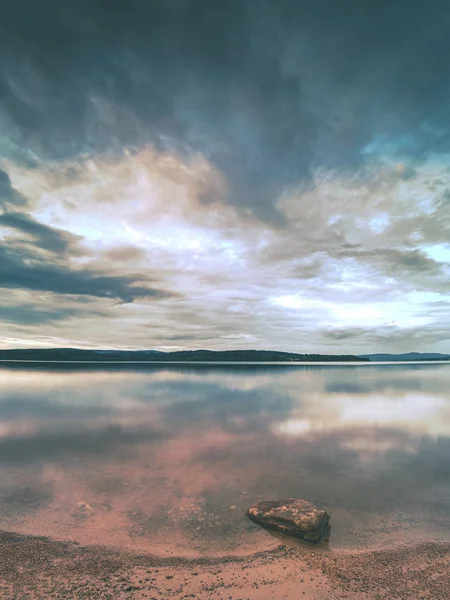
(1, 0), (450, 221)
(0, 242), (174, 302)
(0, 211), (77, 253)
(0, 169), (27, 208)
(0, 202), (176, 303)
(0, 1), (449, 350)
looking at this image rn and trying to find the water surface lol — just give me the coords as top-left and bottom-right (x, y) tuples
(0, 363), (449, 556)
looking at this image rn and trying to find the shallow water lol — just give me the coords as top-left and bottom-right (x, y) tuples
(0, 363), (449, 556)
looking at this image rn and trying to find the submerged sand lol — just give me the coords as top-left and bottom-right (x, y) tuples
(1, 530), (449, 599)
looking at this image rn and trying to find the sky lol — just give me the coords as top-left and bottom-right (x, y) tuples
(0, 0), (449, 353)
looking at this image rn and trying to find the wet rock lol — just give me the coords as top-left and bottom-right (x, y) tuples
(247, 498), (330, 544)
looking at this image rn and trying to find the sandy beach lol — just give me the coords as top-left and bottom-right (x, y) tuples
(1, 529), (449, 599)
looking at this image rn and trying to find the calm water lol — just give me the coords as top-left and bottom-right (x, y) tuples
(0, 363), (449, 556)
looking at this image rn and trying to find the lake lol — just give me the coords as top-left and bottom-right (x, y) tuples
(0, 362), (449, 557)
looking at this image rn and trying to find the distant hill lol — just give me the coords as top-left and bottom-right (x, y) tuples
(360, 352), (450, 362)
(2, 348), (448, 363)
(0, 348), (367, 362)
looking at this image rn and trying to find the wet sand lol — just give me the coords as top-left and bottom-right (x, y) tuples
(1, 529), (449, 599)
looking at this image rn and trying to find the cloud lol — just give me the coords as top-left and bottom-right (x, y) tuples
(103, 245), (146, 264)
(323, 329), (370, 341)
(0, 172), (177, 304)
(1, 0), (450, 222)
(333, 247), (450, 294)
(0, 1), (449, 351)
(0, 303), (96, 325)
(0, 154), (448, 351)
(322, 321), (450, 351)
(0, 211), (79, 253)
(0, 243), (175, 302)
(0, 169), (27, 207)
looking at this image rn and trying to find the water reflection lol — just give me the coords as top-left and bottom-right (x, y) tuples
(0, 364), (449, 555)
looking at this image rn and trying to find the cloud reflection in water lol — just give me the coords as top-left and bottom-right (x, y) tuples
(0, 363), (449, 554)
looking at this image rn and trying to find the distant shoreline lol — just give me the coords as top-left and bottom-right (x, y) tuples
(0, 349), (448, 364)
(0, 348), (367, 363)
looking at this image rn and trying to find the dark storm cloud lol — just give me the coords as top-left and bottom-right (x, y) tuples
(1, 0), (449, 222)
(0, 169), (27, 208)
(0, 211), (78, 253)
(0, 243), (175, 302)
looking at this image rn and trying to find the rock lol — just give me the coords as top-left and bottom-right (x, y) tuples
(247, 498), (330, 544)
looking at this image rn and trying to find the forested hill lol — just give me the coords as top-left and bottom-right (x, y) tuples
(0, 348), (367, 362)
